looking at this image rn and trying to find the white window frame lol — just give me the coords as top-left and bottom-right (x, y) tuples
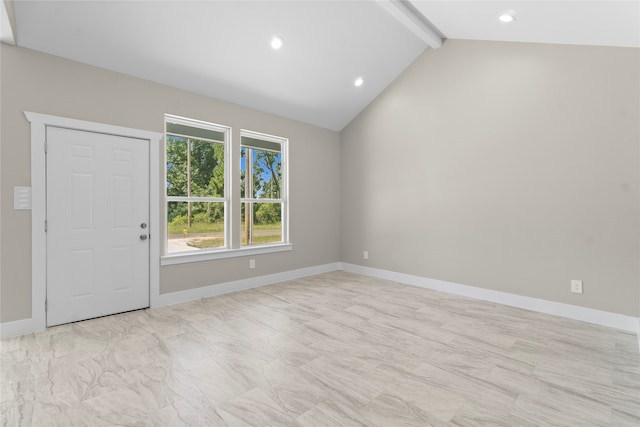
(240, 129), (289, 247)
(161, 118), (291, 266)
(163, 114), (230, 257)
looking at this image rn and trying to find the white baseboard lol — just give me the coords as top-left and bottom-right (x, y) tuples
(3, 261), (638, 346)
(340, 262), (640, 334)
(155, 262), (341, 307)
(0, 262), (341, 340)
(0, 318), (40, 340)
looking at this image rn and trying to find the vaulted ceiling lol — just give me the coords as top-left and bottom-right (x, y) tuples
(2, 1), (639, 131)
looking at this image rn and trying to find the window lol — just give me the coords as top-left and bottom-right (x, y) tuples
(165, 115), (229, 254)
(241, 131), (287, 246)
(163, 116), (290, 264)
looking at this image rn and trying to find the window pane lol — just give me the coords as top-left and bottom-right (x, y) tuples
(166, 136), (188, 197)
(168, 201), (225, 252)
(241, 202), (282, 246)
(240, 146), (282, 199)
(190, 139), (224, 197)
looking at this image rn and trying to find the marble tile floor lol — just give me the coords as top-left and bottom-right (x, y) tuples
(1, 271), (639, 426)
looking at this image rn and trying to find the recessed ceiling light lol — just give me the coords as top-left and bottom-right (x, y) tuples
(354, 77), (364, 87)
(271, 36), (283, 50)
(499, 14), (516, 23)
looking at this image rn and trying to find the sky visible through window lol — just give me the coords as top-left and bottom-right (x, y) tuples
(241, 148), (282, 199)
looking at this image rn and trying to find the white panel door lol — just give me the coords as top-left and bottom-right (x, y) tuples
(46, 126), (150, 326)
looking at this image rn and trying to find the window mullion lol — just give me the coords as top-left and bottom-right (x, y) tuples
(246, 148), (253, 246)
(226, 127), (235, 249)
(187, 138), (192, 228)
(240, 198), (283, 203)
(167, 197), (225, 203)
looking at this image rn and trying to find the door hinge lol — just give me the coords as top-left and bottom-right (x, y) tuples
(44, 141), (47, 153)
(44, 220), (48, 232)
(45, 299), (48, 312)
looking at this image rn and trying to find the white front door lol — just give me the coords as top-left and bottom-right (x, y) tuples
(46, 126), (150, 326)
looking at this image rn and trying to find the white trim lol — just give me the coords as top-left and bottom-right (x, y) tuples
(375, 0), (442, 49)
(240, 198), (283, 204)
(24, 112), (162, 329)
(241, 129), (287, 145)
(165, 113), (229, 134)
(155, 262), (339, 307)
(0, 0), (16, 45)
(27, 112), (47, 335)
(240, 129), (289, 246)
(340, 263), (640, 333)
(0, 318), (37, 340)
(149, 136), (161, 308)
(163, 114), (232, 254)
(5, 258), (637, 341)
(2, 260), (337, 339)
(161, 243), (293, 266)
(167, 196), (226, 203)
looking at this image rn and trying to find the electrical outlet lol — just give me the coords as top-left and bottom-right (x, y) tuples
(250, 259), (255, 269)
(570, 280), (583, 294)
(363, 251), (368, 260)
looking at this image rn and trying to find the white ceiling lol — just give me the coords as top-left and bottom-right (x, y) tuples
(413, 1), (640, 48)
(7, 1), (640, 131)
(11, 0), (428, 131)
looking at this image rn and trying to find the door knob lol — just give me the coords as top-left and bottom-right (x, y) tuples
(140, 234), (148, 241)
(140, 223), (147, 229)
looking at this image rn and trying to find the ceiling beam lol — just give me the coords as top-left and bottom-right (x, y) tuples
(1, 0), (16, 45)
(376, 0), (442, 49)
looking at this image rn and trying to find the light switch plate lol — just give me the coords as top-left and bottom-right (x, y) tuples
(14, 187), (32, 210)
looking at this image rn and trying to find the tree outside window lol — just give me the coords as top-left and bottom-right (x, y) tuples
(166, 117), (228, 253)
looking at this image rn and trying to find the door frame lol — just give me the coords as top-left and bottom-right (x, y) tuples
(26, 112), (162, 331)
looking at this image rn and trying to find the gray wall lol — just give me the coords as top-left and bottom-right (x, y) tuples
(0, 44), (341, 323)
(2, 39), (639, 324)
(341, 40), (640, 317)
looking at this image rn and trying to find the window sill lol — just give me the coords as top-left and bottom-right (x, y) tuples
(160, 243), (293, 266)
